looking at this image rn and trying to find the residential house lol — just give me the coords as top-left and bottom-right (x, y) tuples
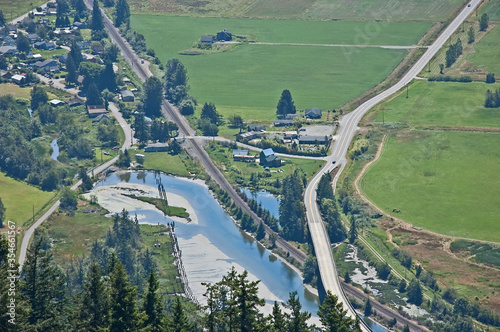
(91, 43), (104, 54)
(259, 148), (281, 167)
(236, 131), (261, 141)
(7, 25), (17, 34)
(72, 22), (86, 29)
(121, 90), (135, 102)
(284, 113), (301, 120)
(91, 114), (111, 123)
(87, 105), (107, 118)
(273, 119), (294, 127)
(59, 54), (68, 63)
(27, 33), (39, 43)
(33, 59), (58, 72)
(217, 29), (232, 41)
(68, 96), (84, 107)
(248, 125), (265, 132)
(232, 149), (256, 162)
(144, 142), (169, 152)
(27, 53), (43, 60)
(0, 46), (18, 56)
(200, 35), (214, 43)
(305, 107), (322, 119)
(34, 41), (46, 49)
(77, 41), (91, 50)
(45, 42), (56, 50)
(11, 74), (26, 85)
(298, 135), (330, 145)
(47, 7), (57, 15)
(1, 71), (13, 79)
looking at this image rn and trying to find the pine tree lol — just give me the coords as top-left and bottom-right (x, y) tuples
(91, 0), (104, 32)
(269, 301), (286, 331)
(100, 61), (117, 92)
(109, 261), (139, 332)
(170, 296), (192, 332)
(318, 291), (358, 331)
(276, 89), (296, 117)
(284, 291), (311, 332)
(30, 85), (48, 110)
(143, 76), (163, 118)
(486, 72), (495, 84)
(364, 298), (372, 317)
(69, 39), (83, 68)
(467, 27), (475, 44)
(143, 271), (165, 332)
(479, 13), (489, 31)
(115, 0), (130, 28)
(407, 279), (423, 306)
(86, 82), (103, 106)
(78, 261), (109, 331)
(236, 270), (265, 331)
(256, 222), (265, 241)
(65, 55), (77, 85)
(349, 215), (357, 244)
(200, 102), (221, 125)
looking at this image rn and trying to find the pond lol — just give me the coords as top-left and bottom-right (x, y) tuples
(240, 187), (280, 219)
(50, 138), (59, 161)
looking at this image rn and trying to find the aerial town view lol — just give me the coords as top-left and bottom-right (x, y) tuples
(0, 0), (499, 330)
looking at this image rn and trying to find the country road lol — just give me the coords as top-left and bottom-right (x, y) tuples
(303, 0), (481, 330)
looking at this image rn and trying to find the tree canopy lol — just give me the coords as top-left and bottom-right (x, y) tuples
(276, 89), (296, 117)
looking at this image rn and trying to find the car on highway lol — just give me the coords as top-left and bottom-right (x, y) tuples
(332, 160), (336, 164)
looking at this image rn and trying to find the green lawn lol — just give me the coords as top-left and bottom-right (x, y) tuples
(131, 149), (201, 178)
(0, 172), (56, 228)
(467, 25), (500, 74)
(129, 0), (465, 22)
(372, 81), (500, 128)
(480, 0), (500, 21)
(359, 130), (500, 243)
(132, 15), (426, 122)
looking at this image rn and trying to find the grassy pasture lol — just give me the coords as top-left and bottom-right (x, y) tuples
(372, 81), (500, 128)
(129, 0), (466, 22)
(0, 172), (56, 228)
(0, 0), (46, 22)
(467, 25), (500, 74)
(132, 15), (429, 121)
(359, 130), (500, 243)
(480, 0), (500, 21)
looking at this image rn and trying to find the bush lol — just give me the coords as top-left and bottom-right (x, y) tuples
(428, 75), (472, 82)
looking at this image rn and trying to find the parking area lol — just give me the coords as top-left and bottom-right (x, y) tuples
(299, 125), (335, 137)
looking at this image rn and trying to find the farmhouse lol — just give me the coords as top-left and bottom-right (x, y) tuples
(27, 33), (40, 42)
(248, 125), (266, 132)
(200, 35), (214, 43)
(298, 135), (330, 145)
(260, 148), (281, 167)
(121, 90), (135, 102)
(236, 131), (262, 141)
(217, 29), (232, 41)
(87, 105), (107, 118)
(11, 74), (26, 85)
(145, 142), (169, 152)
(285, 113), (301, 120)
(305, 107), (322, 119)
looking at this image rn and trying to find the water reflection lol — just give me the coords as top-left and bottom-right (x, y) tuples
(240, 188), (280, 219)
(50, 138), (59, 161)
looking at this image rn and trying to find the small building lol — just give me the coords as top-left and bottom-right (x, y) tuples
(27, 33), (39, 42)
(236, 131), (261, 141)
(200, 35), (214, 43)
(47, 7), (57, 15)
(285, 113), (301, 120)
(298, 135), (330, 145)
(11, 74), (26, 85)
(0, 45), (18, 56)
(77, 41), (91, 50)
(72, 22), (86, 29)
(27, 53), (43, 60)
(121, 90), (135, 102)
(59, 53), (68, 63)
(91, 114), (111, 123)
(1, 71), (13, 79)
(34, 41), (46, 49)
(232, 149), (256, 162)
(87, 105), (107, 118)
(45, 42), (56, 50)
(33, 59), (58, 71)
(91, 43), (104, 54)
(216, 29), (232, 41)
(248, 125), (266, 132)
(68, 96), (84, 107)
(7, 25), (17, 33)
(259, 148), (281, 167)
(144, 142), (169, 152)
(273, 119), (294, 127)
(305, 107), (322, 119)
(50, 99), (65, 107)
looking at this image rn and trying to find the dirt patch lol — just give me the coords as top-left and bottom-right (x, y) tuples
(395, 131), (431, 143)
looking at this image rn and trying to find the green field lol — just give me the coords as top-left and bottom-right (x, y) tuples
(129, 0), (466, 21)
(467, 25), (500, 74)
(0, 0), (46, 22)
(359, 131), (500, 243)
(480, 0), (500, 21)
(132, 15), (430, 121)
(372, 81), (500, 127)
(0, 172), (56, 227)
(131, 149), (202, 178)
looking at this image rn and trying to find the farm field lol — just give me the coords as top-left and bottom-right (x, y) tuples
(371, 81), (500, 128)
(359, 130), (500, 243)
(480, 0), (500, 21)
(0, 0), (46, 22)
(0, 172), (56, 228)
(128, 0), (467, 22)
(132, 15), (430, 121)
(467, 25), (500, 74)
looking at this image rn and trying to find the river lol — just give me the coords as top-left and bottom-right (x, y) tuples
(93, 171), (320, 317)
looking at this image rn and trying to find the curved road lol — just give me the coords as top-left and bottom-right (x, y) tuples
(304, 0), (480, 329)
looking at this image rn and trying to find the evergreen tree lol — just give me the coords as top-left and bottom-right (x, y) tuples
(31, 85), (49, 110)
(318, 291), (358, 332)
(86, 82), (104, 106)
(77, 261), (109, 331)
(109, 261), (139, 332)
(279, 171), (306, 242)
(269, 301), (286, 331)
(276, 89), (296, 117)
(0, 10), (5, 27)
(364, 298), (372, 317)
(100, 61), (117, 92)
(56, 0), (70, 15)
(236, 270), (265, 331)
(200, 102), (221, 125)
(256, 222), (265, 241)
(164, 58), (188, 102)
(284, 291), (311, 332)
(486, 72), (495, 84)
(349, 215), (357, 244)
(407, 279), (423, 306)
(467, 27), (475, 43)
(344, 271), (351, 283)
(69, 39), (83, 68)
(398, 279), (407, 293)
(65, 55), (78, 85)
(143, 271), (165, 332)
(115, 0), (130, 28)
(16, 32), (31, 53)
(170, 296), (192, 332)
(91, 0), (104, 32)
(20, 238), (66, 330)
(73, 0), (87, 16)
(143, 76), (163, 118)
(479, 13), (489, 31)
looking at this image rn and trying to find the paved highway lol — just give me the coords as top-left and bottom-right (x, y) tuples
(304, 0), (481, 329)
